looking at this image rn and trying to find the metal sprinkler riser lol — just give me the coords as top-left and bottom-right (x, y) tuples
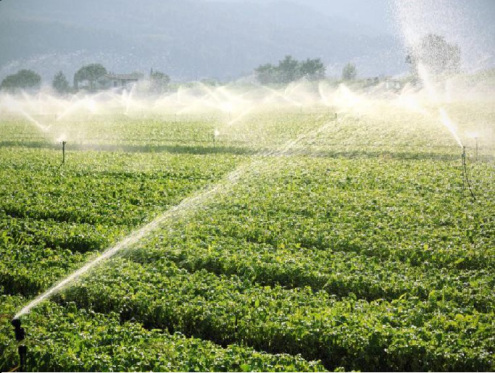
(62, 141), (66, 164)
(12, 318), (27, 371)
(461, 146), (476, 201)
(11, 318), (25, 341)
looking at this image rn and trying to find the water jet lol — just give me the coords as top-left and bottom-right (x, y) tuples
(474, 136), (479, 162)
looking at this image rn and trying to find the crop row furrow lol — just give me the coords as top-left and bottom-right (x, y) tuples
(199, 208), (494, 271)
(0, 245), (92, 297)
(0, 297), (325, 372)
(57, 258), (494, 372)
(1, 218), (122, 253)
(124, 213), (495, 312)
(129, 245), (494, 312)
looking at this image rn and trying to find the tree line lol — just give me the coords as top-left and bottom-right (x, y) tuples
(0, 34), (463, 93)
(0, 63), (170, 94)
(254, 56), (326, 84)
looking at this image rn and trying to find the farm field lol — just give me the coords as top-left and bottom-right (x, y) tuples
(0, 97), (494, 371)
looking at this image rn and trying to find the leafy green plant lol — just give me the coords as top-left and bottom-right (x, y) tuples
(1, 104), (493, 371)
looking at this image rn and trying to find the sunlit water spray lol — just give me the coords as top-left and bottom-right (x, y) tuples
(439, 108), (463, 148)
(13, 115), (336, 319)
(14, 181), (228, 319)
(414, 63), (465, 148)
(20, 111), (51, 133)
(416, 63), (440, 104)
(1, 95), (52, 133)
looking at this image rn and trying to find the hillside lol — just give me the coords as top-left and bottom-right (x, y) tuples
(0, 0), (405, 81)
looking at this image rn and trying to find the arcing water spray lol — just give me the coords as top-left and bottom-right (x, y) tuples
(438, 110), (476, 200)
(439, 108), (463, 149)
(12, 115), (337, 321)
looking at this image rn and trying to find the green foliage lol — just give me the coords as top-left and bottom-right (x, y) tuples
(0, 69), (41, 92)
(277, 56), (300, 84)
(255, 56), (326, 84)
(2, 301), (324, 372)
(255, 63), (277, 85)
(342, 63), (357, 81)
(0, 295), (26, 371)
(52, 71), (70, 94)
(299, 58), (326, 81)
(0, 147), (241, 299)
(58, 256), (494, 371)
(0, 103), (494, 371)
(74, 63), (107, 91)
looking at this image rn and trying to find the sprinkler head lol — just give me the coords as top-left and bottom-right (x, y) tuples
(12, 318), (25, 341)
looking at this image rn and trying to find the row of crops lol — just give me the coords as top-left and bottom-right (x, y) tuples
(2, 102), (489, 155)
(1, 295), (324, 372)
(1, 103), (494, 371)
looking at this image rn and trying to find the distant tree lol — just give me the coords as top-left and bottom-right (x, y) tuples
(278, 55), (300, 84)
(299, 58), (326, 81)
(74, 63), (107, 91)
(0, 69), (41, 92)
(406, 34), (461, 77)
(255, 63), (277, 85)
(149, 69), (170, 93)
(342, 63), (357, 81)
(254, 56), (326, 85)
(52, 71), (70, 94)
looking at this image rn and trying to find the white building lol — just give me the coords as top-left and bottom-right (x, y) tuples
(97, 73), (143, 89)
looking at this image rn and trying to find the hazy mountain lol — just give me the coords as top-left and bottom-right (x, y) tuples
(0, 0), (408, 83)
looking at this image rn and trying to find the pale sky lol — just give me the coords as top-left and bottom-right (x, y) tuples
(0, 0), (494, 80)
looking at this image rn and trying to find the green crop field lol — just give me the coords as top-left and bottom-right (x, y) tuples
(0, 95), (494, 371)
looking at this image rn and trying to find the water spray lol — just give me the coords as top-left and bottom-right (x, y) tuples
(213, 129), (220, 146)
(439, 109), (463, 149)
(436, 110), (477, 200)
(11, 319), (27, 372)
(474, 137), (479, 162)
(13, 116), (337, 321)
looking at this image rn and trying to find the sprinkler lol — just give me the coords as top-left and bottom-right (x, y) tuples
(12, 319), (25, 341)
(62, 141), (66, 164)
(462, 146), (476, 201)
(11, 319), (27, 372)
